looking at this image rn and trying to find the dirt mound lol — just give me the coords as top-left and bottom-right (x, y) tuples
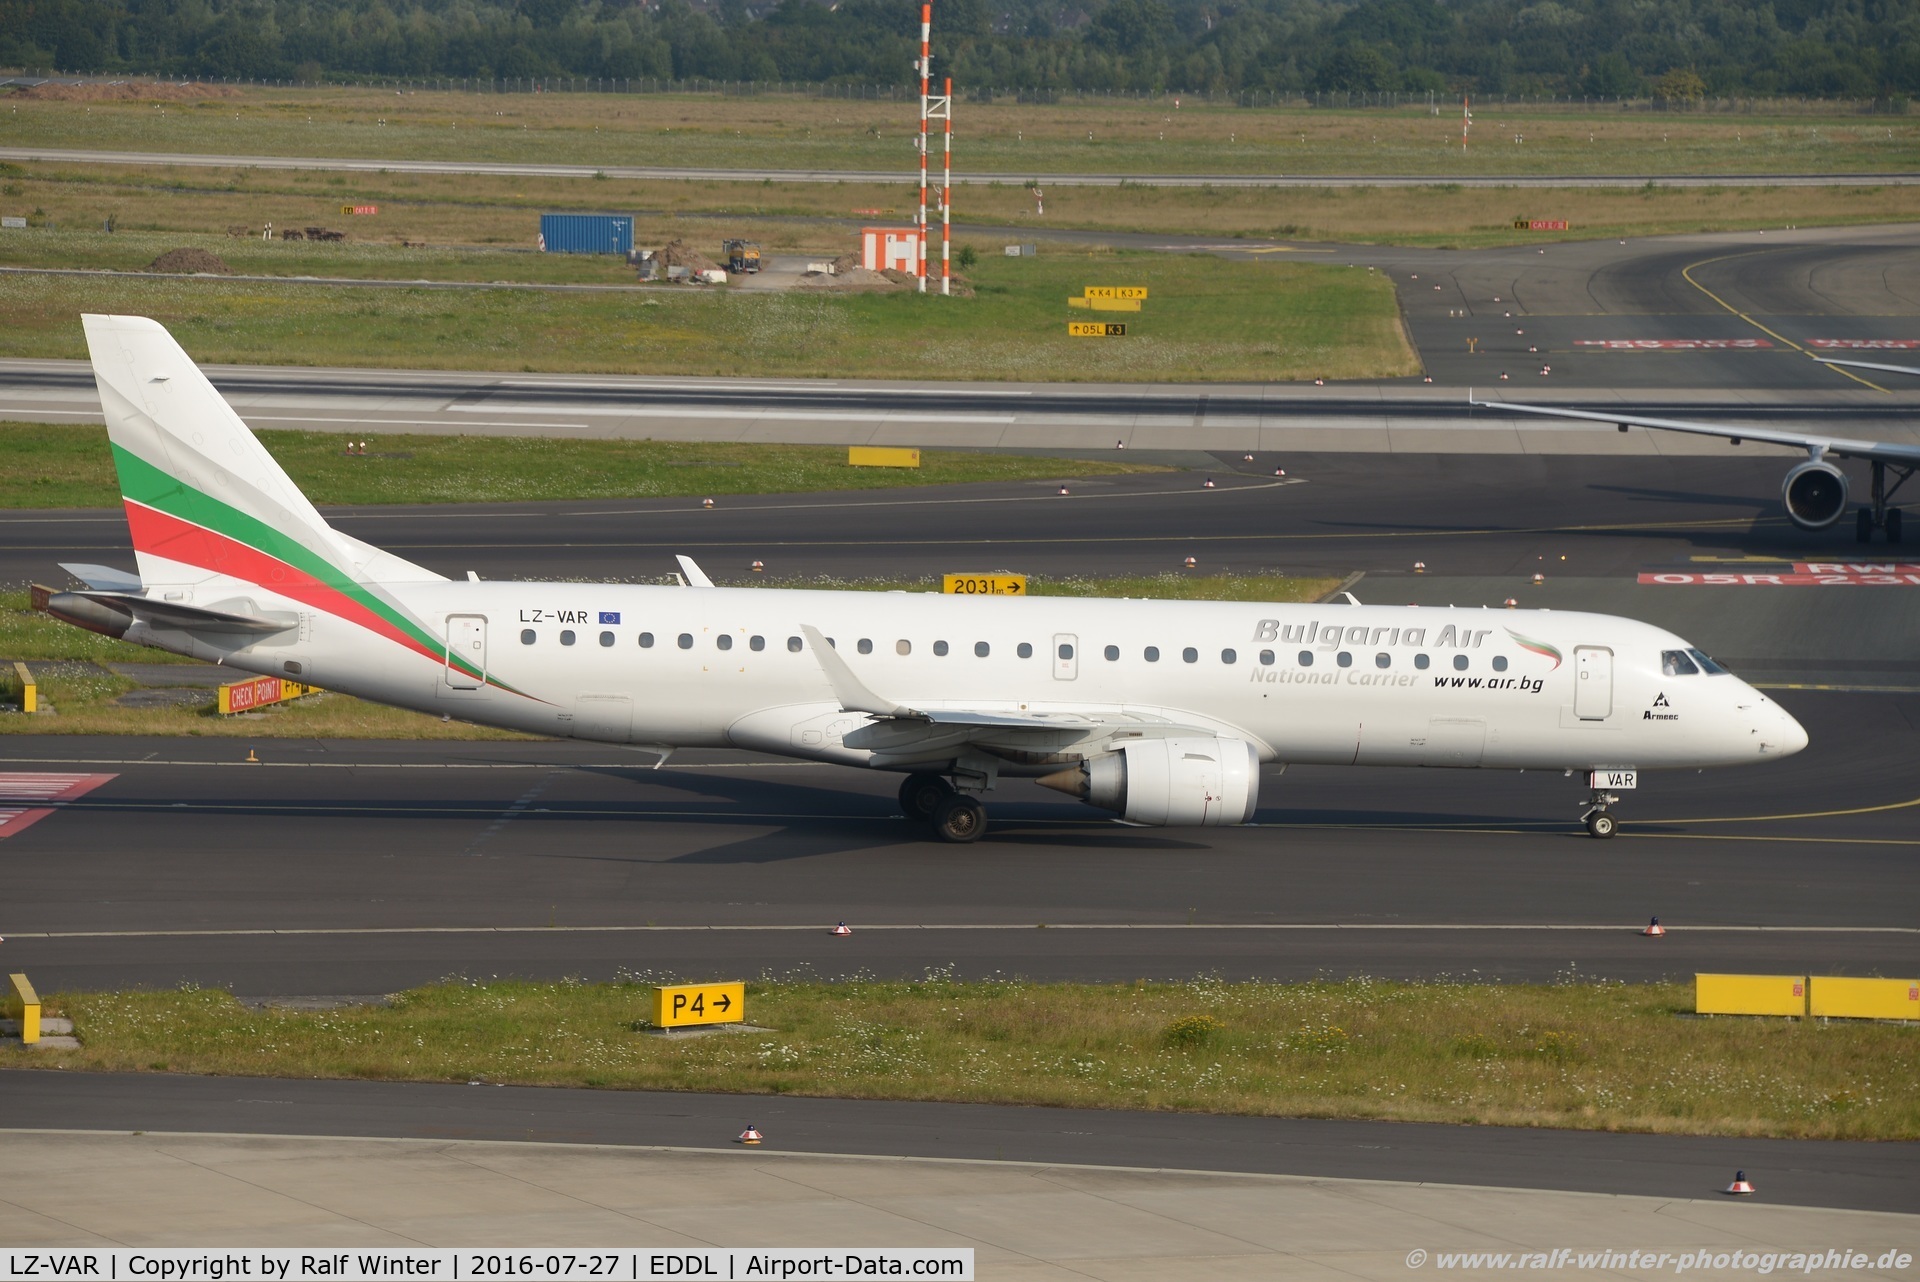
(656, 239), (719, 273)
(20, 80), (238, 102)
(830, 252), (861, 275)
(147, 247), (233, 275)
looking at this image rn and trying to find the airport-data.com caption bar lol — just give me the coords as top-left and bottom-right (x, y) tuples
(2, 1252), (973, 1282)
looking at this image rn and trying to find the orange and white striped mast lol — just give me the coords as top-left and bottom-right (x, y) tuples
(917, 3), (931, 294)
(939, 77), (952, 296)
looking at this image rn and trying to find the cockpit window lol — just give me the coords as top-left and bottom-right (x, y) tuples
(1688, 648), (1729, 675)
(1661, 649), (1700, 676)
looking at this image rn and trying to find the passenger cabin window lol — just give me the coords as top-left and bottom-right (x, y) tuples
(560, 630), (576, 646)
(1453, 654), (1468, 671)
(1221, 648), (1237, 664)
(1104, 645), (1120, 661)
(1662, 649), (1700, 676)
(1375, 652), (1390, 668)
(976, 642), (991, 658)
(933, 641), (949, 657)
(717, 634), (733, 651)
(857, 639), (873, 655)
(1492, 655), (1509, 672)
(896, 640), (912, 656)
(1336, 651), (1352, 668)
(1182, 647), (1198, 664)
(750, 636), (765, 652)
(1414, 653), (1429, 669)
(1299, 651), (1313, 667)
(1057, 643), (1073, 660)
(599, 631), (615, 648)
(520, 629), (536, 645)
(786, 636), (802, 652)
(640, 632), (655, 648)
(1259, 650), (1274, 665)
(678, 633), (694, 649)
(1017, 643), (1033, 659)
(1144, 646), (1160, 662)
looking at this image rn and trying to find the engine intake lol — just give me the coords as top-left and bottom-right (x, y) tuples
(1038, 736), (1260, 827)
(1781, 460), (1849, 531)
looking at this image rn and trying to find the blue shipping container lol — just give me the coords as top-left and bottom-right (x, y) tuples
(540, 213), (634, 255)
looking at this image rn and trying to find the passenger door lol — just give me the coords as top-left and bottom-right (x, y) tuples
(444, 615), (485, 690)
(1573, 646), (1613, 720)
(1052, 633), (1078, 681)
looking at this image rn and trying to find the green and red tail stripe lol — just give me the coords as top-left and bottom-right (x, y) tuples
(115, 444), (515, 691)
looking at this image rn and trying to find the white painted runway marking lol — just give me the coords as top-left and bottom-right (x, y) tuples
(7, 922), (1913, 939)
(0, 772), (117, 839)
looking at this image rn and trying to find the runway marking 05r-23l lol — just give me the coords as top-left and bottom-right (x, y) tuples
(1641, 562), (1920, 586)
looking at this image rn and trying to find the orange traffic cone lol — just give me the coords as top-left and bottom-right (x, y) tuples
(1643, 917), (1666, 937)
(738, 1125), (763, 1145)
(832, 922), (852, 937)
(1723, 1170), (1754, 1195)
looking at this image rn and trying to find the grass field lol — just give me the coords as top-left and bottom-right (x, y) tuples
(24, 977), (1917, 1141)
(0, 252), (1419, 381)
(7, 85), (1915, 178)
(0, 423), (1171, 508)
(6, 164), (1914, 259)
(2, 573), (1334, 735)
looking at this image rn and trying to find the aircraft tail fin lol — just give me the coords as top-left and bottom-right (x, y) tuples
(82, 314), (441, 589)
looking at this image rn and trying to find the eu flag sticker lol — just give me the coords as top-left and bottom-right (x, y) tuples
(599, 611), (621, 625)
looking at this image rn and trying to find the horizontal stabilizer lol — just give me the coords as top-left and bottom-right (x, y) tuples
(53, 589), (296, 635)
(59, 563), (143, 592)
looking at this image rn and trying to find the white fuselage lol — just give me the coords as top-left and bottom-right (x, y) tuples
(137, 580), (1806, 774)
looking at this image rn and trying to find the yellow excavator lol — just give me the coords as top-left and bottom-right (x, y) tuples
(722, 239), (762, 274)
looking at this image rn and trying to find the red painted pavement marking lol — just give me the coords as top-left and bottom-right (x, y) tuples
(1574, 339), (1773, 350)
(1808, 339), (1920, 350)
(0, 773), (117, 840)
(1640, 571), (1920, 586)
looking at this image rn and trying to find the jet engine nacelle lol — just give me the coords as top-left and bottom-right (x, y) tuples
(1039, 736), (1260, 826)
(1781, 459), (1850, 531)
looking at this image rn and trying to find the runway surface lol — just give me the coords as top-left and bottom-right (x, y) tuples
(8, 145), (1919, 189)
(4, 1072), (1913, 1214)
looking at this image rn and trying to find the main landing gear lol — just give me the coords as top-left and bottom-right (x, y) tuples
(1856, 460), (1910, 543)
(1581, 789), (1619, 839)
(897, 772), (989, 844)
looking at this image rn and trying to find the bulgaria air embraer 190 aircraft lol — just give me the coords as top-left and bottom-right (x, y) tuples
(41, 315), (1809, 842)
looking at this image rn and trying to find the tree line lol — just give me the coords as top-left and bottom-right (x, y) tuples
(6, 0), (1918, 100)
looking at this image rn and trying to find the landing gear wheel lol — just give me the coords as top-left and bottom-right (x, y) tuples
(930, 793), (987, 844)
(898, 772), (953, 821)
(1857, 508), (1875, 543)
(1888, 508), (1904, 544)
(1586, 812), (1617, 839)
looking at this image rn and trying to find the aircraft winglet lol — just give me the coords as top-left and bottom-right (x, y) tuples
(800, 624), (915, 718)
(676, 555), (715, 587)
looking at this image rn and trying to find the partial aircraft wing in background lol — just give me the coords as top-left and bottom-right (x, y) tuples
(1473, 372), (1920, 544)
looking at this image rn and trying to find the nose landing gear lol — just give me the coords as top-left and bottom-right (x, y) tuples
(1581, 790), (1619, 839)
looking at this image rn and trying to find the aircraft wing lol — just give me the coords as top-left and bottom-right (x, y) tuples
(1472, 397), (1920, 466)
(1816, 356), (1920, 380)
(798, 625), (1217, 762)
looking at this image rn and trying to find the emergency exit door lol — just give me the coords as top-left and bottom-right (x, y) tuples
(445, 615), (486, 689)
(1053, 634), (1078, 680)
(1573, 646), (1612, 720)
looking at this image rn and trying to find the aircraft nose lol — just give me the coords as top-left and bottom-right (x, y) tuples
(1772, 705), (1810, 758)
